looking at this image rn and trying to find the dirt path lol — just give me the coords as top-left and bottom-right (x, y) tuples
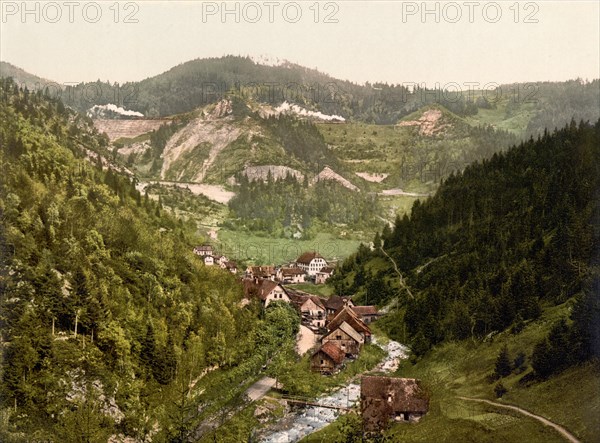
(296, 325), (318, 356)
(246, 377), (277, 401)
(458, 397), (580, 443)
(380, 246), (414, 299)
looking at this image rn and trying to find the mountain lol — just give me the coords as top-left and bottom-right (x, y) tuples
(0, 61), (58, 91)
(4, 56), (598, 136)
(114, 96), (345, 184)
(331, 119), (600, 362)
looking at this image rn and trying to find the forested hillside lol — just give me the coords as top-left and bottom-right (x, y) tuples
(332, 120), (600, 367)
(227, 174), (381, 238)
(0, 78), (299, 441)
(36, 56), (599, 133)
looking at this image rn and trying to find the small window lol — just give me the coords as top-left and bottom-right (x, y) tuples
(321, 359), (324, 364)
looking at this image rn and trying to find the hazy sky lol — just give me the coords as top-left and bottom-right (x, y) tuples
(1, 1), (599, 86)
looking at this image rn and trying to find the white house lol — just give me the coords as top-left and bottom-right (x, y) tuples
(243, 278), (291, 307)
(296, 252), (328, 277)
(278, 267), (306, 284)
(214, 255), (229, 267)
(194, 244), (213, 257)
(203, 255), (214, 266)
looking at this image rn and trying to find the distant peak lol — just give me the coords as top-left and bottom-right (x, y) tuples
(249, 54), (286, 67)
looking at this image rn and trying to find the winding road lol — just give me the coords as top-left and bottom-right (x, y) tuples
(458, 397), (580, 443)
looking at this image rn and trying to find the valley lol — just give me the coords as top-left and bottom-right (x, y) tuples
(1, 53), (599, 443)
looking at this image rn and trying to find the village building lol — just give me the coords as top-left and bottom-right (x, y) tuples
(224, 261), (238, 274)
(310, 341), (346, 374)
(193, 244), (213, 257)
(361, 376), (429, 431)
(214, 255), (229, 267)
(328, 305), (372, 343)
(278, 267), (306, 284)
(203, 255), (214, 266)
(243, 278), (290, 307)
(287, 290), (327, 329)
(246, 266), (277, 281)
(322, 321), (364, 356)
(324, 295), (355, 316)
(296, 252), (328, 277)
(351, 306), (381, 324)
(315, 266), (334, 284)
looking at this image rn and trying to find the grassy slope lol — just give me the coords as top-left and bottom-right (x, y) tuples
(465, 99), (538, 135)
(319, 105), (497, 193)
(303, 302), (600, 442)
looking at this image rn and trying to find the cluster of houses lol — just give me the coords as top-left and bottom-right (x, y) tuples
(242, 269), (381, 375)
(195, 247), (429, 431)
(245, 251), (335, 285)
(193, 244), (238, 273)
(194, 246), (429, 431)
(193, 246), (335, 285)
(310, 298), (377, 374)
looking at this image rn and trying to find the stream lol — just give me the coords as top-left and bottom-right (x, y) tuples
(260, 338), (409, 443)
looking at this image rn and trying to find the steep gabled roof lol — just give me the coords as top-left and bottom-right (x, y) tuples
(281, 267), (306, 276)
(313, 341), (345, 365)
(352, 306), (379, 316)
(286, 291), (326, 311)
(251, 266), (276, 277)
(194, 244), (213, 251)
(324, 295), (353, 311)
(308, 295), (326, 310)
(324, 321), (364, 344)
(328, 305), (371, 336)
(258, 279), (284, 300)
(243, 278), (286, 301)
(296, 251), (325, 265)
(361, 376), (429, 413)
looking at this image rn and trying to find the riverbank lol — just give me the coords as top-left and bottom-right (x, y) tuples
(258, 338), (409, 443)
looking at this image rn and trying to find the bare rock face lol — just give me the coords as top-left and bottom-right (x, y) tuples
(160, 116), (241, 182)
(396, 109), (449, 136)
(210, 99), (233, 119)
(93, 119), (170, 141)
(311, 166), (359, 191)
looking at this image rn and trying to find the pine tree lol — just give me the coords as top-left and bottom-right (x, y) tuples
(140, 323), (157, 375)
(494, 345), (512, 378)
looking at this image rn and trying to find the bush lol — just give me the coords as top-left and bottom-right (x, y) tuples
(494, 382), (508, 398)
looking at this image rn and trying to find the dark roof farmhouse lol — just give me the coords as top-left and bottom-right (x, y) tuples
(361, 376), (429, 431)
(311, 341), (346, 374)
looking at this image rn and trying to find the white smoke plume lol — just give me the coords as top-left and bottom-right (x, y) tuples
(87, 104), (144, 118)
(275, 101), (345, 122)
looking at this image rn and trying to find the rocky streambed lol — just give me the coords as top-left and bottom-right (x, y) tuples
(260, 338), (409, 443)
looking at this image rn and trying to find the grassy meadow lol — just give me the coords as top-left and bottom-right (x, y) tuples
(302, 301), (600, 442)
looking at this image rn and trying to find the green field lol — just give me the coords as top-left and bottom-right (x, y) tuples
(215, 230), (365, 266)
(464, 99), (538, 135)
(302, 301), (600, 442)
(285, 283), (334, 297)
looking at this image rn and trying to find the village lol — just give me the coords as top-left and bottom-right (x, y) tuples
(193, 244), (429, 434)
